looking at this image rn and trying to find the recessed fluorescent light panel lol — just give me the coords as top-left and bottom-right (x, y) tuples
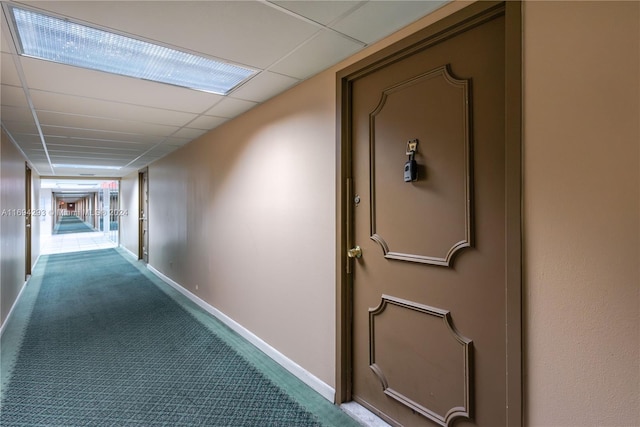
(53, 164), (122, 170)
(9, 6), (256, 94)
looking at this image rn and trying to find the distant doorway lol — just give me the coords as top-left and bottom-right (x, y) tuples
(97, 181), (120, 245)
(138, 169), (149, 263)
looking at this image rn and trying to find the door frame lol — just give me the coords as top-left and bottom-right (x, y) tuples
(25, 162), (32, 278)
(138, 168), (149, 262)
(334, 1), (523, 424)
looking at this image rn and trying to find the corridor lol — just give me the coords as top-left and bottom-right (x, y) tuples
(0, 236), (362, 426)
(2, 2), (638, 426)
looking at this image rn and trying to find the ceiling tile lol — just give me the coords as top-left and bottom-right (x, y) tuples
(270, 30), (364, 79)
(50, 167), (123, 177)
(46, 139), (151, 152)
(40, 126), (163, 145)
(231, 71), (300, 103)
(2, 123), (39, 139)
(331, 1), (447, 44)
(150, 144), (182, 155)
(1, 53), (22, 86)
(127, 159), (155, 169)
(36, 111), (181, 137)
(30, 91), (199, 128)
(172, 128), (207, 140)
(24, 154), (48, 161)
(23, 145), (46, 153)
(188, 115), (229, 131)
(162, 137), (192, 147)
(25, 158), (49, 164)
(206, 98), (258, 118)
(0, 105), (34, 123)
(48, 148), (131, 158)
(1, 30), (13, 54)
(49, 153), (129, 163)
(270, 1), (363, 25)
(2, 128), (42, 147)
(1, 7), (16, 54)
(16, 141), (43, 150)
(1, 84), (29, 108)
(31, 161), (53, 172)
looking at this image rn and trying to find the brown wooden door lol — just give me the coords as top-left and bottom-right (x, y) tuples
(345, 4), (519, 427)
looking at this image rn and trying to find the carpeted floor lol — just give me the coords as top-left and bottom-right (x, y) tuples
(0, 249), (359, 426)
(53, 215), (95, 234)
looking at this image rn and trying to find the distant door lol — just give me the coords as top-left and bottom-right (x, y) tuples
(139, 169), (149, 263)
(339, 3), (521, 426)
(25, 163), (32, 277)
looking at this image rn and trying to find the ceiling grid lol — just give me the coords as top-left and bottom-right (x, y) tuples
(1, 0), (448, 178)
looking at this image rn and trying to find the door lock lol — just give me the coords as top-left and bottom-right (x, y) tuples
(348, 246), (362, 259)
(404, 139), (419, 182)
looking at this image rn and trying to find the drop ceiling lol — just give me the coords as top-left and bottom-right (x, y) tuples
(1, 0), (447, 178)
(41, 178), (117, 203)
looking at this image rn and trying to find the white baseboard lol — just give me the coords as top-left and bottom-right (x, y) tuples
(0, 277), (29, 339)
(1, 252), (43, 338)
(119, 245), (138, 260)
(146, 264), (335, 403)
(32, 253), (41, 271)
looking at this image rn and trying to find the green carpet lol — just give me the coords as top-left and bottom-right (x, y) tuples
(0, 249), (358, 426)
(53, 215), (95, 234)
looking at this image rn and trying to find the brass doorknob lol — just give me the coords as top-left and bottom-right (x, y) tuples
(347, 246), (362, 259)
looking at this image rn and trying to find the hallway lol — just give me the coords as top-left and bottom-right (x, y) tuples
(0, 243), (361, 426)
(2, 223), (389, 426)
(1, 2), (638, 426)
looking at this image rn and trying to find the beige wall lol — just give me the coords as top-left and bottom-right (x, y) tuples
(524, 1), (639, 425)
(119, 172), (139, 257)
(0, 128), (40, 326)
(150, 70), (340, 386)
(144, 0), (639, 422)
(0, 129), (25, 326)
